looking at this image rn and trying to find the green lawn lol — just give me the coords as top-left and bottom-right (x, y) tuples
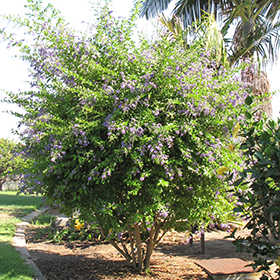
(0, 191), (43, 280)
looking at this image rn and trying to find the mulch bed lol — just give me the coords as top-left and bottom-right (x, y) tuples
(25, 209), (252, 280)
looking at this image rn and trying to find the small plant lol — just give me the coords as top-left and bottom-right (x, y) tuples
(48, 228), (69, 243)
(74, 219), (84, 231)
(46, 217), (103, 244)
(31, 213), (56, 226)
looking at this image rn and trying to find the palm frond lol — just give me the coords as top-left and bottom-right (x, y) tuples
(253, 20), (280, 68)
(158, 13), (184, 38)
(173, 0), (219, 27)
(221, 0), (254, 36)
(139, 0), (174, 19)
(229, 17), (280, 68)
(260, 0), (280, 20)
(138, 0), (280, 69)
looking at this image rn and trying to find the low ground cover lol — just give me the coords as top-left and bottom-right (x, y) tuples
(0, 191), (42, 280)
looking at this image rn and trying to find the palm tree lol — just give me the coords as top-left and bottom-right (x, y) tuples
(140, 0), (280, 117)
(139, 0), (280, 67)
(221, 0), (280, 66)
(158, 12), (228, 66)
(140, 0), (280, 30)
(139, 0), (224, 27)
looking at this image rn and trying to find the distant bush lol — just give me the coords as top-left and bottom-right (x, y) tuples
(0, 138), (25, 191)
(230, 97), (280, 279)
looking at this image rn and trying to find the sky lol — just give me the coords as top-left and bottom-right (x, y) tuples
(0, 0), (280, 141)
(0, 0), (148, 141)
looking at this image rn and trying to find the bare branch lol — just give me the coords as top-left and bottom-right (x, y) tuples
(144, 225), (155, 271)
(127, 224), (137, 268)
(134, 224), (143, 270)
(99, 227), (132, 262)
(155, 228), (169, 246)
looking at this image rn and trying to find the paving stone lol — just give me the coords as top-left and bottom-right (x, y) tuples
(195, 258), (261, 280)
(55, 215), (69, 227)
(12, 208), (48, 280)
(22, 208), (48, 222)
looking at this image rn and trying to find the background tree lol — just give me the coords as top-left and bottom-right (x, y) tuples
(228, 97), (280, 279)
(139, 0), (280, 66)
(158, 12), (228, 67)
(0, 139), (23, 191)
(149, 0), (278, 117)
(1, 0), (249, 272)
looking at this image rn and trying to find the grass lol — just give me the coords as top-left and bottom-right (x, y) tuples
(31, 213), (55, 226)
(0, 191), (43, 280)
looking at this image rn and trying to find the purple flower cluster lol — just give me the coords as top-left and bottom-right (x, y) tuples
(72, 125), (90, 147)
(2, 2), (251, 238)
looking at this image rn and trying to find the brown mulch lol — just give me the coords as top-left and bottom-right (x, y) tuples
(25, 210), (252, 280)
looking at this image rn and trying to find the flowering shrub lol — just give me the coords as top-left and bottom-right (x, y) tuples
(1, 0), (249, 271)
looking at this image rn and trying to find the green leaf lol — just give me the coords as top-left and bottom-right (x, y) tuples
(234, 178), (244, 186)
(267, 206), (279, 214)
(245, 96), (253, 105)
(264, 147), (272, 158)
(268, 120), (275, 129)
(245, 111), (252, 119)
(233, 207), (243, 212)
(260, 132), (270, 142)
(157, 179), (169, 187)
(264, 167), (279, 177)
(258, 159), (271, 166)
(254, 151), (263, 160)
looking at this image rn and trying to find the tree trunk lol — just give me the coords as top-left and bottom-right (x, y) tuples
(144, 226), (155, 271)
(242, 64), (272, 118)
(127, 224), (137, 268)
(100, 221), (169, 273)
(99, 227), (132, 263)
(134, 224), (143, 271)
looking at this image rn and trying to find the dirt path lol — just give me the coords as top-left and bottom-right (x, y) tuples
(25, 223), (252, 280)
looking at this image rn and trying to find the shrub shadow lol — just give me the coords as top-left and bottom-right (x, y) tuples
(155, 235), (253, 261)
(28, 249), (160, 280)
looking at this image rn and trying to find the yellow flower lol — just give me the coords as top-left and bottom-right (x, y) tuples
(217, 166), (229, 176)
(108, 228), (113, 235)
(228, 143), (235, 152)
(271, 137), (275, 143)
(233, 123), (240, 138)
(75, 219), (84, 231)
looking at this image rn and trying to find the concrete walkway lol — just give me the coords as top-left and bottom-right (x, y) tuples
(12, 208), (49, 280)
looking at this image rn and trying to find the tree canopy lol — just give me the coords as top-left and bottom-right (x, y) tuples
(228, 98), (280, 278)
(0, 139), (24, 191)
(1, 0), (249, 271)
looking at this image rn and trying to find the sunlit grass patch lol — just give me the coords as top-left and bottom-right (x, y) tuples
(0, 191), (43, 280)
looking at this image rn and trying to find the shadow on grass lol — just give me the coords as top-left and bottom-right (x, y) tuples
(0, 207), (38, 218)
(0, 192), (43, 219)
(0, 193), (42, 208)
(0, 241), (33, 280)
